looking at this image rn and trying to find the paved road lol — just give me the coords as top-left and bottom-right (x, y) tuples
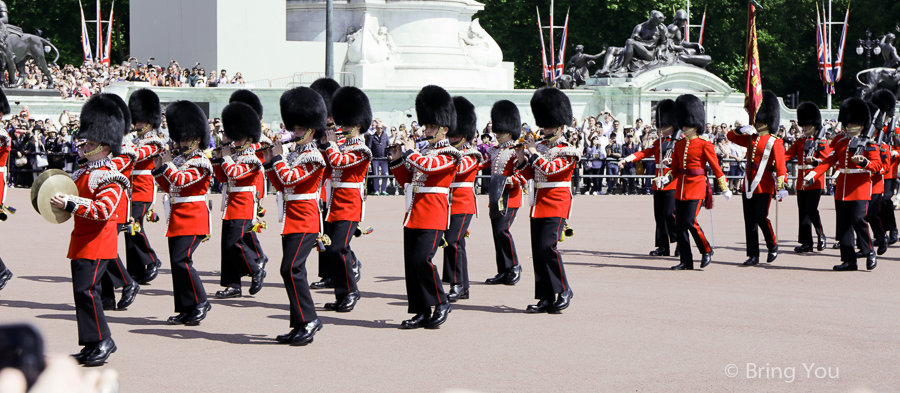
(0, 188), (896, 392)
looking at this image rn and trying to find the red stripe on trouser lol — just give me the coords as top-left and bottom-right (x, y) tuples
(186, 236), (200, 303)
(453, 216), (466, 282)
(89, 259), (103, 340)
(342, 225), (352, 292)
(552, 219), (566, 291)
(864, 204), (873, 249)
(113, 255), (131, 284)
(291, 234), (307, 321)
(429, 233), (441, 299)
(237, 220), (253, 272)
(693, 202), (711, 253)
(765, 197), (777, 246)
(507, 211), (517, 266)
(138, 203), (157, 259)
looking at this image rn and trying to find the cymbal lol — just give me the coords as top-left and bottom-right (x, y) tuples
(31, 169), (69, 213)
(36, 175), (78, 224)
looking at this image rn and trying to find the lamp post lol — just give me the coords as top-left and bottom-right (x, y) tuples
(856, 28), (881, 69)
(325, 0), (334, 79)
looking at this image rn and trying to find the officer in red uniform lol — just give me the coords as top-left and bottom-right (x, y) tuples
(656, 94), (730, 270)
(727, 90), (788, 265)
(784, 102), (831, 253)
(484, 100), (526, 286)
(443, 96), (481, 302)
(390, 85), (459, 329)
(619, 99), (679, 256)
(868, 90), (898, 254)
(875, 90), (900, 244)
(229, 90), (270, 272)
(806, 97), (882, 270)
(263, 86), (327, 345)
(0, 88), (12, 291)
(126, 89), (164, 283)
(321, 86), (372, 312)
(515, 87), (578, 313)
(152, 101), (213, 326)
(213, 102), (266, 298)
(50, 95), (129, 366)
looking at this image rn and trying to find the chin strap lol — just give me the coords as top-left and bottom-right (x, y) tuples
(85, 143), (105, 157)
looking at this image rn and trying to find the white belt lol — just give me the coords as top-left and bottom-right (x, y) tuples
(799, 165), (815, 170)
(450, 182), (474, 188)
(413, 186), (450, 194)
(171, 195), (206, 204)
(285, 193), (318, 201)
(229, 186), (256, 193)
(132, 170), (153, 176)
(536, 181), (570, 189)
(333, 182), (364, 189)
(840, 169), (869, 174)
(0, 167), (6, 173)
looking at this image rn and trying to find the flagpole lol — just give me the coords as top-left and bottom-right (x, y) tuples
(686, 0), (691, 42)
(827, 0), (832, 110)
(549, 0), (555, 85)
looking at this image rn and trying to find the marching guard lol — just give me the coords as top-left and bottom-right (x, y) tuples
(0, 87), (11, 291)
(389, 85), (459, 329)
(263, 87), (327, 345)
(784, 102), (831, 253)
(866, 90), (898, 255)
(152, 101), (214, 325)
(876, 91), (900, 245)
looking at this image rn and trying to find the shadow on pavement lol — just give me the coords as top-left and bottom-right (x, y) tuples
(128, 328), (277, 345)
(18, 275), (72, 284)
(267, 314), (399, 329)
(36, 313), (168, 326)
(1, 299), (76, 311)
(211, 298), (290, 311)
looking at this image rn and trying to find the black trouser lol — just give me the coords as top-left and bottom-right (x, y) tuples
(530, 217), (570, 301)
(325, 220), (360, 299)
(623, 167), (637, 194)
(281, 233), (318, 327)
(101, 226), (136, 302)
(443, 214), (473, 287)
(125, 201), (161, 279)
(643, 162), (656, 194)
(317, 216), (333, 281)
(741, 192), (777, 257)
(674, 199), (712, 267)
(835, 200), (872, 264)
(796, 189), (825, 247)
(169, 235), (207, 313)
(653, 190), (677, 249)
(402, 228), (446, 314)
(220, 219), (262, 289)
(587, 168), (603, 193)
(0, 256), (5, 272)
(490, 207), (520, 274)
(71, 258), (111, 345)
(864, 193), (885, 245)
(880, 179), (898, 236)
(242, 230), (265, 265)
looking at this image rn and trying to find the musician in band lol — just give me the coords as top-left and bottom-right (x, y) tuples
(866, 90), (898, 255)
(0, 87), (12, 292)
(230, 90), (270, 275)
(152, 101), (214, 326)
(876, 90), (900, 245)
(785, 102), (831, 253)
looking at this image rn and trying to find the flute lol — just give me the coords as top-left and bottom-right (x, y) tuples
(256, 136), (307, 152)
(389, 137), (428, 149)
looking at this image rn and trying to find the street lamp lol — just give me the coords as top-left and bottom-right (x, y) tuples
(857, 28), (881, 69)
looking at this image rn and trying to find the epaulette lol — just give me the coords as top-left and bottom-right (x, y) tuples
(136, 135), (166, 151)
(341, 137), (373, 158)
(184, 153), (214, 173)
(289, 143), (327, 167)
(235, 150), (262, 167)
(463, 145), (484, 163)
(432, 145), (463, 161)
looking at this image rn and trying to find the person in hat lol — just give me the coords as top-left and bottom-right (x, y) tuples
(784, 102), (832, 253)
(127, 88), (165, 283)
(618, 99), (680, 257)
(514, 87), (580, 313)
(442, 96), (482, 302)
(806, 97), (882, 271)
(483, 100), (527, 286)
(0, 87), (12, 292)
(867, 90), (898, 255)
(876, 90), (900, 245)
(727, 90), (788, 266)
(389, 85), (460, 329)
(49, 94), (130, 366)
(320, 86), (372, 312)
(212, 102), (267, 299)
(262, 86), (327, 345)
(151, 100), (214, 326)
(657, 94), (730, 270)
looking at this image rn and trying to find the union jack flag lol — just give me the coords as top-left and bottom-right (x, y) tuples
(554, 11), (570, 79)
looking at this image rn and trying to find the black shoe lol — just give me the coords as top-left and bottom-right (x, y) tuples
(504, 265), (522, 285)
(117, 282), (140, 310)
(551, 288), (574, 313)
(291, 319), (323, 346)
(794, 245), (813, 253)
(833, 262), (858, 271)
(767, 250), (778, 263)
(185, 301), (211, 326)
(336, 291), (360, 312)
(743, 257), (760, 266)
(832, 242), (841, 249)
(276, 328), (301, 344)
(817, 237), (827, 251)
(890, 230), (899, 245)
(167, 312), (190, 325)
(526, 299), (553, 313)
(71, 344), (95, 363)
(671, 262), (693, 270)
(400, 313), (429, 329)
(867, 253), (877, 270)
(215, 287), (242, 299)
(425, 302), (452, 329)
(323, 300), (340, 311)
(310, 278), (335, 289)
(700, 250), (714, 268)
(258, 254), (269, 271)
(447, 285), (469, 302)
(102, 297), (116, 311)
(142, 260), (162, 284)
(649, 247), (670, 257)
(485, 272), (507, 285)
(82, 338), (116, 367)
(673, 247), (680, 257)
(877, 241), (888, 256)
(249, 269), (266, 296)
(351, 260), (362, 283)
(0, 269), (12, 291)
(855, 251), (865, 258)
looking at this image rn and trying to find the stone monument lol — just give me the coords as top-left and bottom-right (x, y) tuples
(0, 0), (59, 87)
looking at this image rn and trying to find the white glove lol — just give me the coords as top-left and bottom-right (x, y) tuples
(776, 189), (789, 201)
(722, 190), (733, 200)
(892, 150), (899, 158)
(653, 176), (671, 189)
(739, 125), (757, 135)
(803, 171), (817, 187)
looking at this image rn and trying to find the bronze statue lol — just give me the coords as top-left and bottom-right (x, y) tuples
(596, 10), (668, 75)
(566, 45), (603, 86)
(879, 31), (900, 69)
(668, 10), (711, 69)
(0, 0), (58, 87)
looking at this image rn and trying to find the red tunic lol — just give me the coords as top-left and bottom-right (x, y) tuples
(66, 159), (129, 260)
(154, 151), (212, 237)
(484, 140), (525, 209)
(886, 127), (900, 180)
(628, 136), (678, 191)
(450, 145), (483, 216)
(110, 139), (138, 224)
(213, 147), (262, 220)
(871, 142), (889, 195)
(0, 130), (10, 205)
(785, 136), (832, 191)
(252, 134), (272, 200)
(130, 133), (166, 203)
(391, 139), (461, 230)
(727, 131), (787, 195)
(266, 143), (325, 234)
(670, 136), (727, 201)
(810, 137), (882, 201)
(324, 136), (371, 223)
(518, 138), (579, 219)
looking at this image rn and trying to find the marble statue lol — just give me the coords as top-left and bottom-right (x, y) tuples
(459, 18), (502, 67)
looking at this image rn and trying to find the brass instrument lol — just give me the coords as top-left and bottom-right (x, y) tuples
(559, 223), (575, 242)
(30, 169), (78, 224)
(353, 225), (374, 238)
(0, 205), (16, 221)
(514, 131), (552, 148)
(316, 233), (332, 252)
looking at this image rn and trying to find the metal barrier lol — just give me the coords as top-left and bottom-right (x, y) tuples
(249, 72), (357, 88)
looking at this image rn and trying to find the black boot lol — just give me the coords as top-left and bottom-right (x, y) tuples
(794, 245), (813, 253)
(185, 301), (211, 325)
(309, 278), (335, 289)
(743, 257), (760, 266)
(0, 269), (12, 291)
(117, 282), (140, 310)
(485, 272), (507, 285)
(700, 250), (714, 268)
(82, 337), (116, 367)
(425, 302), (452, 329)
(833, 261), (858, 271)
(649, 247), (670, 257)
(504, 264), (522, 285)
(866, 252), (877, 270)
(447, 285), (469, 302)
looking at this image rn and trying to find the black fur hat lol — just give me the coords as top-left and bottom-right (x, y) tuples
(309, 78), (341, 119)
(754, 90), (781, 130)
(99, 93), (132, 136)
(222, 102), (262, 143)
(796, 102), (822, 130)
(331, 86), (372, 132)
(530, 87), (572, 129)
(0, 87), (9, 116)
(128, 88), (161, 128)
(838, 97), (871, 130)
(416, 85), (456, 133)
(871, 89), (897, 116)
(491, 100), (521, 140)
(79, 94), (125, 156)
(229, 89), (263, 120)
(675, 94), (706, 132)
(166, 101), (210, 148)
(655, 99), (676, 128)
(450, 96), (477, 142)
(280, 87), (327, 139)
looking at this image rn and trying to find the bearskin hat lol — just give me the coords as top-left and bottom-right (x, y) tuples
(0, 87), (9, 116)
(79, 94), (125, 156)
(166, 101), (210, 148)
(871, 89), (897, 116)
(128, 88), (161, 128)
(331, 86), (372, 132)
(222, 102), (262, 143)
(229, 89), (263, 120)
(449, 96), (477, 142)
(415, 85), (456, 133)
(99, 93), (132, 136)
(655, 99), (676, 128)
(310, 78), (341, 119)
(531, 87), (572, 129)
(754, 90), (781, 130)
(280, 86), (327, 139)
(838, 97), (871, 130)
(796, 102), (822, 130)
(675, 94), (706, 132)
(491, 100), (522, 140)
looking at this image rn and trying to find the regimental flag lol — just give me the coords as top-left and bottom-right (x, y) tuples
(79, 0), (93, 63)
(744, 1), (763, 124)
(832, 6), (850, 83)
(815, 3), (835, 93)
(537, 7), (551, 84)
(554, 10), (570, 79)
(100, 2), (114, 66)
